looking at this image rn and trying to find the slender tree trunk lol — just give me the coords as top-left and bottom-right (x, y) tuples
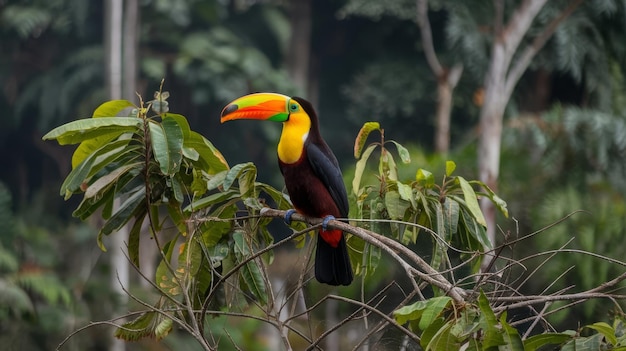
(416, 0), (463, 154)
(123, 0), (139, 100)
(434, 67), (462, 153)
(105, 1), (128, 350)
(477, 0), (582, 271)
(478, 56), (507, 267)
(434, 80), (452, 153)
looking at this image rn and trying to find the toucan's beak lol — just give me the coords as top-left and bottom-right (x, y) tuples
(221, 92), (291, 123)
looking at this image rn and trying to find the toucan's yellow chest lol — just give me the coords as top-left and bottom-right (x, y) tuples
(277, 113), (311, 164)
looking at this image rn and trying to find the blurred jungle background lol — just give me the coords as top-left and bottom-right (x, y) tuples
(1, 0), (626, 350)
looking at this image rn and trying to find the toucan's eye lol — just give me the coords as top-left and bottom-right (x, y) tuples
(289, 102), (299, 112)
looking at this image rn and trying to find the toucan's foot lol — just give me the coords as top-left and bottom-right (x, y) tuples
(322, 215), (336, 231)
(284, 209), (297, 225)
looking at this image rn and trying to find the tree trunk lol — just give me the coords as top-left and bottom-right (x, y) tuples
(416, 0), (463, 154)
(123, 0), (139, 100)
(434, 79), (452, 154)
(477, 0), (581, 271)
(433, 66), (462, 154)
(478, 39), (507, 255)
(105, 1), (127, 350)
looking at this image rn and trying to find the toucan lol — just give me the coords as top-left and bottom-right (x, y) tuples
(221, 92), (353, 286)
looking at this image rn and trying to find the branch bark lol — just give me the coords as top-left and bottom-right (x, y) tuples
(260, 208), (468, 303)
(416, 0), (464, 154)
(478, 0), (583, 270)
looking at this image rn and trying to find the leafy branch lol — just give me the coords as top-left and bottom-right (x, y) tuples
(43, 92), (626, 350)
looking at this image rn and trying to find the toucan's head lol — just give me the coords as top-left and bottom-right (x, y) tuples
(221, 92), (317, 164)
(220, 92), (306, 123)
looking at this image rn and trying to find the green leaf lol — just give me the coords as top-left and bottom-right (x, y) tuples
(100, 187), (146, 236)
(442, 199), (460, 239)
(347, 236), (380, 277)
(478, 291), (504, 348)
(92, 100), (136, 119)
(394, 300), (429, 326)
(586, 322), (618, 346)
(394, 296), (451, 330)
(199, 206), (234, 247)
(397, 181), (413, 201)
(73, 168), (136, 220)
(85, 141), (140, 181)
(457, 205), (492, 250)
(389, 140), (411, 163)
(72, 100), (136, 167)
(420, 317), (446, 348)
(561, 333), (604, 351)
(524, 333), (573, 351)
(170, 175), (184, 203)
(470, 180), (509, 218)
(206, 170), (228, 191)
(354, 122), (380, 159)
(500, 313), (524, 351)
(383, 150), (398, 181)
(179, 236), (203, 277)
(149, 118), (183, 175)
(425, 320), (459, 351)
(223, 163), (257, 198)
(419, 296), (452, 331)
(115, 310), (172, 341)
(127, 214), (146, 268)
(431, 201), (447, 272)
(384, 190), (410, 220)
(43, 117), (142, 145)
(457, 176), (486, 227)
(255, 182), (293, 211)
(445, 161), (456, 176)
(185, 189), (240, 213)
(162, 115), (185, 172)
(186, 131), (229, 174)
(84, 162), (142, 199)
(233, 230), (268, 305)
(60, 138), (136, 197)
(163, 113), (191, 138)
(156, 239), (181, 297)
(352, 143), (378, 195)
(154, 317), (173, 340)
(416, 168), (435, 188)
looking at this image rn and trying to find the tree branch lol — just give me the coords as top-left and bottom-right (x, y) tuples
(259, 208), (468, 303)
(501, 0), (548, 64)
(504, 0), (584, 99)
(416, 0), (444, 77)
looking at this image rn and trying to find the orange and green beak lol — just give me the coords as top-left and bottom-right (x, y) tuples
(221, 92), (291, 123)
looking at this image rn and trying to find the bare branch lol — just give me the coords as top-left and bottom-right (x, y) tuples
(416, 0), (444, 77)
(501, 0), (548, 63)
(260, 208), (468, 303)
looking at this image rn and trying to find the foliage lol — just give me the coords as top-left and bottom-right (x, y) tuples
(0, 183), (74, 350)
(393, 291), (626, 351)
(503, 102), (626, 325)
(350, 122), (507, 278)
(338, 0), (416, 21)
(43, 91), (295, 345)
(43, 90), (626, 350)
(43, 91), (495, 347)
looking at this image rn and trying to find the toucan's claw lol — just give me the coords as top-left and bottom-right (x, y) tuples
(284, 209), (297, 225)
(322, 215), (336, 231)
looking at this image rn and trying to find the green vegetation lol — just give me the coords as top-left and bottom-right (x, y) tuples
(2, 0), (626, 350)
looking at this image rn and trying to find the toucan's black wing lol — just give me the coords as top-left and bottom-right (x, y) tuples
(305, 142), (349, 217)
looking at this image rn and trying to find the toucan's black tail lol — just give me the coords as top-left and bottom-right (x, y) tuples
(314, 233), (353, 286)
